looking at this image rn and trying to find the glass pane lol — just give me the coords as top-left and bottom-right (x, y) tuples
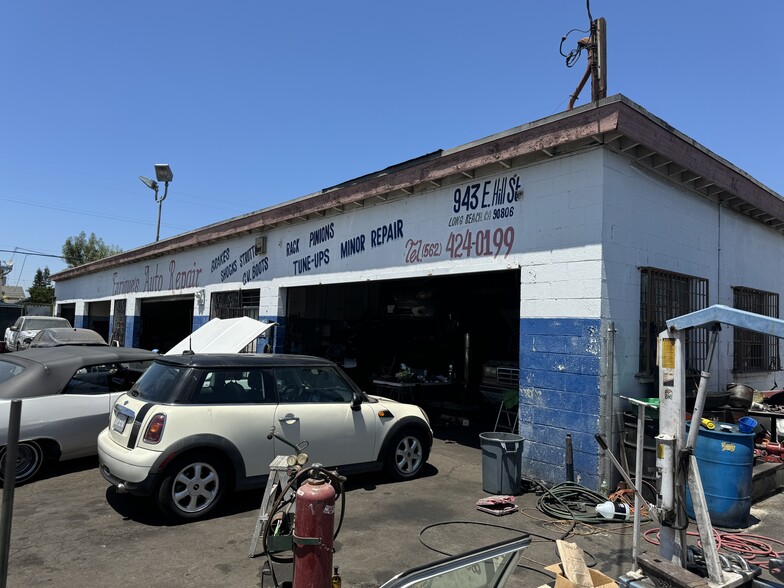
(0, 360), (25, 386)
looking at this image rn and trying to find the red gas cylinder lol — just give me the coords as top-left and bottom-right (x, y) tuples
(292, 475), (336, 588)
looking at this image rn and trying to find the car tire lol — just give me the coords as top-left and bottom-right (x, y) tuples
(0, 441), (44, 487)
(156, 454), (228, 521)
(384, 429), (426, 481)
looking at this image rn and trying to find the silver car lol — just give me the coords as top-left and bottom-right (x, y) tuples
(0, 345), (157, 485)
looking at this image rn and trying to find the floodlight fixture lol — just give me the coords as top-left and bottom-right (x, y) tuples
(139, 175), (158, 191)
(154, 164), (173, 183)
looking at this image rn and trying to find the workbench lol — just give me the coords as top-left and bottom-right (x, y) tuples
(372, 379), (453, 404)
(747, 408), (784, 442)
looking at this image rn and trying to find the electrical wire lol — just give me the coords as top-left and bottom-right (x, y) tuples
(558, 0), (597, 68)
(534, 480), (648, 524)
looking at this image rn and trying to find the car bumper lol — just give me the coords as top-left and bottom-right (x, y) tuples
(97, 428), (161, 496)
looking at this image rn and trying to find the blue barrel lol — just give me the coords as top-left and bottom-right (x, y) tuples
(685, 422), (754, 528)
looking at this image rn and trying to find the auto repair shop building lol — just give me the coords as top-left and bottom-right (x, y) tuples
(52, 95), (784, 489)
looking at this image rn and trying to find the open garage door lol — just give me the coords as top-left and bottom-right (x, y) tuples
(138, 297), (194, 353)
(284, 269), (520, 414)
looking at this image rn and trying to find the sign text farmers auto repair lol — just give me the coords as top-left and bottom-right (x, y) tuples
(89, 168), (525, 300)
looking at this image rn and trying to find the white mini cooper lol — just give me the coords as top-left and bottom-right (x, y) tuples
(97, 353), (432, 521)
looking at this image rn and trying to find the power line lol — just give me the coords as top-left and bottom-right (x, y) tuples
(0, 248), (64, 259)
(0, 193), (191, 230)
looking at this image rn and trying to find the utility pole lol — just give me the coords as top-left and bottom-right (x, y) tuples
(568, 16), (607, 109)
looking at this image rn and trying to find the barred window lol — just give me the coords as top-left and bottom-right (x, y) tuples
(210, 289), (262, 352)
(111, 299), (127, 346)
(732, 286), (780, 373)
(210, 289), (260, 320)
(639, 267), (709, 379)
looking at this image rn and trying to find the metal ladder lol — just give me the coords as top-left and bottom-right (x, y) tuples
(248, 455), (294, 558)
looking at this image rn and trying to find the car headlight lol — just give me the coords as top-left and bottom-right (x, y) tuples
(482, 365), (498, 379)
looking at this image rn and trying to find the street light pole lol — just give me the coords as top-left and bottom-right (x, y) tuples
(139, 164), (173, 242)
(155, 180), (169, 242)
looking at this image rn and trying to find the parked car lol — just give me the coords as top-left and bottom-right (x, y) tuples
(0, 346), (158, 485)
(4, 315), (72, 352)
(479, 359), (519, 405)
(98, 353), (433, 520)
(28, 327), (108, 348)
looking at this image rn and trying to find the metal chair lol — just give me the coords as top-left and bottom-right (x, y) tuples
(494, 390), (519, 433)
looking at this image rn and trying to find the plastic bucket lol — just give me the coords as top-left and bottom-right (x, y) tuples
(737, 416), (757, 434)
(685, 422), (755, 528)
(479, 432), (523, 495)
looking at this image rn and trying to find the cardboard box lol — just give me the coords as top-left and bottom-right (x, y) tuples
(545, 563), (618, 588)
(543, 540), (619, 588)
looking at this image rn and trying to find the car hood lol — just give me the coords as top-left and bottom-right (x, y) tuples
(165, 317), (276, 355)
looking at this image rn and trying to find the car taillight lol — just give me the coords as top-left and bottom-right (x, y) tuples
(143, 414), (166, 444)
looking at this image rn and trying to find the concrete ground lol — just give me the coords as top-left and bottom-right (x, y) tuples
(2, 420), (783, 587)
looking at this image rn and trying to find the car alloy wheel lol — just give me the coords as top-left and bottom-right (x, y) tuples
(0, 441), (44, 486)
(386, 430), (425, 481)
(157, 455), (227, 520)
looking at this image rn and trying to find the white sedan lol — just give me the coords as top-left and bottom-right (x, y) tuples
(0, 346), (158, 485)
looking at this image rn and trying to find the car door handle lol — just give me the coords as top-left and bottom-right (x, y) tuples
(278, 414), (299, 423)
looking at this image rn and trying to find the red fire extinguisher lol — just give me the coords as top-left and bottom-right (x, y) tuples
(293, 470), (339, 588)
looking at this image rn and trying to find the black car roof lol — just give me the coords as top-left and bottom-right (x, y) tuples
(154, 353), (336, 369)
(9, 346), (158, 365)
(0, 346), (159, 399)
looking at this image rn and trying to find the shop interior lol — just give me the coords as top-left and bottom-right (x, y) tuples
(138, 297), (194, 353)
(283, 269), (521, 416)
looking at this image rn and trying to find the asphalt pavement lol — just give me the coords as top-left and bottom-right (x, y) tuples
(2, 420), (783, 587)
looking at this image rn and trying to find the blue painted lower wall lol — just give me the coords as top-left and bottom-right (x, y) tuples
(518, 318), (602, 489)
(74, 314), (86, 329)
(192, 315), (209, 331)
(260, 315), (284, 353)
(127, 315), (140, 348)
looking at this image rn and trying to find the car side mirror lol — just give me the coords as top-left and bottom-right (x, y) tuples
(10, 326), (18, 332)
(350, 391), (363, 411)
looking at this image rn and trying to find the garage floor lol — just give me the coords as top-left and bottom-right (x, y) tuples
(5, 422), (783, 587)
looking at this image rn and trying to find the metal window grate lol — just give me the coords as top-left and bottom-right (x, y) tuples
(210, 289), (260, 320)
(111, 299), (126, 346)
(210, 289), (261, 352)
(639, 267), (709, 378)
(733, 286), (780, 373)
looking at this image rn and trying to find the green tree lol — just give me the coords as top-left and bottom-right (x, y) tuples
(28, 267), (55, 304)
(62, 232), (123, 268)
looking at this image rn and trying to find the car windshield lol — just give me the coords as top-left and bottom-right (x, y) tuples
(128, 362), (189, 402)
(24, 318), (69, 330)
(0, 360), (25, 386)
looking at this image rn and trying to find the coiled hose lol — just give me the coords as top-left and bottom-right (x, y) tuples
(535, 481), (629, 524)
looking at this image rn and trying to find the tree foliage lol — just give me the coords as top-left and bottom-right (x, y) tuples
(62, 232), (123, 268)
(29, 267), (55, 304)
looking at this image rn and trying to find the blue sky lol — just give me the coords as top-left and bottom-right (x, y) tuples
(2, 1), (782, 293)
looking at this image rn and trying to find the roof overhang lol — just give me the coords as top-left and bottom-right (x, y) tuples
(52, 94), (784, 282)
